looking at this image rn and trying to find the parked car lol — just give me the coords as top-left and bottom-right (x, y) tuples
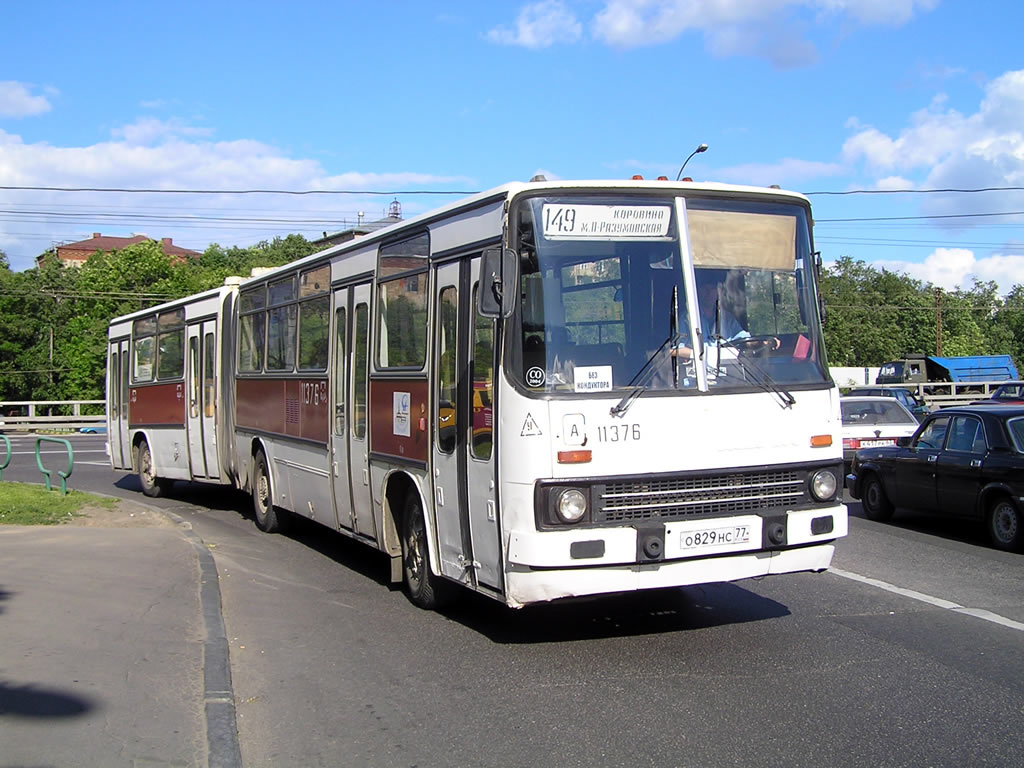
(847, 405), (1024, 551)
(840, 396), (920, 471)
(845, 386), (930, 421)
(987, 381), (1024, 405)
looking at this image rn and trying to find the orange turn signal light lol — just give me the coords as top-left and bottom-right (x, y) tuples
(557, 450), (592, 464)
(810, 434), (833, 447)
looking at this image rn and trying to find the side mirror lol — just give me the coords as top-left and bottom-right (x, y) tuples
(478, 246), (519, 318)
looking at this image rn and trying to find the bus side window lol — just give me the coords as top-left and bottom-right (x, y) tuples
(437, 286), (458, 454)
(471, 284), (494, 460)
(203, 332), (216, 417)
(353, 303), (369, 439)
(334, 307), (346, 436)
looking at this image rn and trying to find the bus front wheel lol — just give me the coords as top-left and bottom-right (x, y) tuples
(401, 491), (446, 610)
(252, 451), (289, 533)
(136, 439), (171, 498)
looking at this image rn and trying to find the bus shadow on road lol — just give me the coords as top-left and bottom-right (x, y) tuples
(439, 581), (791, 644)
(270, 514), (794, 641)
(113, 476), (253, 515)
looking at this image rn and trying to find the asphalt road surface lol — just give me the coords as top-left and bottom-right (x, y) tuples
(6, 433), (1024, 767)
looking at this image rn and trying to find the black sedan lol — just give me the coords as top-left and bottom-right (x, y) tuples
(847, 405), (1024, 551)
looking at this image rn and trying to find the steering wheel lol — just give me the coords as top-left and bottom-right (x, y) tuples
(727, 335), (780, 357)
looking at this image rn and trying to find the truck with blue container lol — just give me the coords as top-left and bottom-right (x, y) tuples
(876, 354), (1018, 385)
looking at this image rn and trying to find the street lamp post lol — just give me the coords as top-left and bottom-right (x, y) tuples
(676, 143), (709, 180)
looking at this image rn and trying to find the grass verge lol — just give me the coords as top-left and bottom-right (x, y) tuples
(0, 482), (117, 525)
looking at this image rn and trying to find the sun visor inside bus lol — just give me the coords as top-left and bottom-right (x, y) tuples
(687, 209), (796, 271)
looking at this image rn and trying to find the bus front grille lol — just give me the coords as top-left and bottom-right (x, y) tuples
(595, 471), (805, 523)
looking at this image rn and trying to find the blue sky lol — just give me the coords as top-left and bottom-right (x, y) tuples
(2, 0), (1023, 293)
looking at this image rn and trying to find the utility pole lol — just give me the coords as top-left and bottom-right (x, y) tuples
(935, 287), (943, 355)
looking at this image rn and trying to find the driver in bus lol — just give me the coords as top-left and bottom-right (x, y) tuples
(671, 269), (779, 362)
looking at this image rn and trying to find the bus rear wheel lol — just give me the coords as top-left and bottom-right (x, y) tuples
(401, 491), (446, 610)
(136, 439), (171, 498)
(252, 451), (289, 533)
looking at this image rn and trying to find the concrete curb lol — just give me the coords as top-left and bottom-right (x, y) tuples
(96, 493), (244, 768)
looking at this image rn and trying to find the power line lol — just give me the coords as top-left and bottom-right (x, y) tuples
(815, 211), (1024, 223)
(3, 183), (1024, 196)
(0, 185), (475, 195)
(806, 186), (1024, 196)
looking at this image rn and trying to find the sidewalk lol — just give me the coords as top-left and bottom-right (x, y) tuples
(0, 501), (238, 768)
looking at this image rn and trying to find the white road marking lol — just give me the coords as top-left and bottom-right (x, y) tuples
(831, 567), (1024, 633)
(9, 449), (107, 455)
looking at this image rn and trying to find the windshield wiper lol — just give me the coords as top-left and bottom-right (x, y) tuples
(610, 330), (681, 418)
(612, 286), (684, 418)
(713, 337), (796, 409)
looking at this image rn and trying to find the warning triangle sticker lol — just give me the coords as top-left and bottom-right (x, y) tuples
(521, 413), (542, 437)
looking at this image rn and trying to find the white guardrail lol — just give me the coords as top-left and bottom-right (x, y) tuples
(0, 400), (106, 432)
(840, 382), (1008, 410)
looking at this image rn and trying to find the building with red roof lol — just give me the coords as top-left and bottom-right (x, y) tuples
(41, 233), (201, 267)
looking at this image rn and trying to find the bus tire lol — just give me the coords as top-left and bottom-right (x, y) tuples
(401, 490), (446, 610)
(988, 495), (1022, 552)
(252, 450), (289, 533)
(136, 439), (171, 498)
(861, 473), (894, 522)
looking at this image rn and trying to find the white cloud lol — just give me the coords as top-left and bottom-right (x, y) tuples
(486, 1), (936, 64)
(586, 0), (934, 65)
(0, 81), (54, 117)
(717, 157), (845, 186)
(874, 175), (914, 190)
(0, 119), (474, 271)
(486, 1), (582, 48)
(111, 117), (214, 146)
(842, 69), (1024, 218)
(867, 247), (1024, 293)
(815, 0), (939, 26)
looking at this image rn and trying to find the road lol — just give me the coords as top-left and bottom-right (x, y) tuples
(5, 433), (1024, 767)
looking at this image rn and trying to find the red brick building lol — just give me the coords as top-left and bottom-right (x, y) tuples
(42, 233), (201, 267)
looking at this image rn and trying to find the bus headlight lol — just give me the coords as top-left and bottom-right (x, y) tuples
(810, 469), (838, 501)
(557, 489), (587, 523)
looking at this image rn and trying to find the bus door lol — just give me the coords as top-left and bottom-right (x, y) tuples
(330, 287), (355, 531)
(466, 257), (502, 590)
(432, 262), (469, 580)
(348, 283), (377, 538)
(108, 339), (130, 469)
(185, 320), (219, 478)
(431, 258), (502, 591)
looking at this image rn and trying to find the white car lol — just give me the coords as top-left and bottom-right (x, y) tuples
(840, 396), (920, 470)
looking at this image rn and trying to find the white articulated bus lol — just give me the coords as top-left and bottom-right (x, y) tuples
(108, 179), (848, 609)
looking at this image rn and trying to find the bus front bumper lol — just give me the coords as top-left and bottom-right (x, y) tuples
(503, 504), (847, 607)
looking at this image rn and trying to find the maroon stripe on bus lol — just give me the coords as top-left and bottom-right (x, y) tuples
(370, 379), (428, 462)
(237, 377), (329, 444)
(129, 382), (185, 426)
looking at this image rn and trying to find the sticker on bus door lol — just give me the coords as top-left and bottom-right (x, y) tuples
(393, 392), (411, 437)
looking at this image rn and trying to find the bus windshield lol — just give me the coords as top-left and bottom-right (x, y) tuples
(514, 194), (828, 395)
